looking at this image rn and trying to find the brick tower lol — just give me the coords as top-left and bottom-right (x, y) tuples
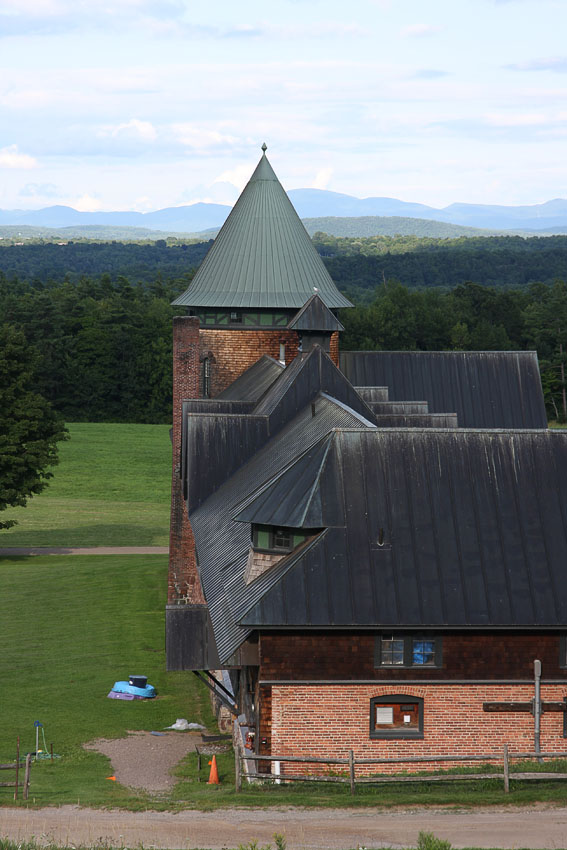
(171, 143), (351, 397)
(167, 144), (351, 622)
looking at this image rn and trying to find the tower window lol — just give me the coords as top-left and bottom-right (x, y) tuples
(202, 356), (212, 398)
(230, 312), (243, 324)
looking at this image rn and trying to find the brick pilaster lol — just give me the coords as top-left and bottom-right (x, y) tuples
(168, 317), (205, 605)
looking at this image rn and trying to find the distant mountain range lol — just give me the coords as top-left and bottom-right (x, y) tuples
(2, 190), (567, 238)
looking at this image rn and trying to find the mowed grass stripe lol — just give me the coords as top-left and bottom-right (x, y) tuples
(1, 423), (172, 546)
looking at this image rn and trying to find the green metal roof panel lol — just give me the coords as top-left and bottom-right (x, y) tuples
(172, 149), (353, 310)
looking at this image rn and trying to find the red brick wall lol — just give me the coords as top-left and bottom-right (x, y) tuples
(168, 316), (205, 605)
(260, 633), (566, 680)
(329, 331), (339, 366)
(199, 329), (300, 397)
(267, 683), (567, 775)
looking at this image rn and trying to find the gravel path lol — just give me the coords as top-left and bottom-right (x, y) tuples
(2, 804), (567, 849)
(0, 547), (168, 556)
(83, 731), (202, 792)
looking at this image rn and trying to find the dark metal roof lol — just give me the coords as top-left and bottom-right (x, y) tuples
(216, 355), (284, 402)
(187, 395), (375, 662)
(253, 346), (376, 430)
(373, 413), (458, 427)
(234, 434), (343, 529)
(287, 294), (344, 332)
(340, 351), (547, 429)
(172, 151), (352, 310)
(240, 428), (567, 630)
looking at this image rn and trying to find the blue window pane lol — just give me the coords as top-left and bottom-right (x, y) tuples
(412, 639), (435, 665)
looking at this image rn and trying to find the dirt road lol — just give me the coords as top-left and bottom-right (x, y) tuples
(2, 804), (567, 849)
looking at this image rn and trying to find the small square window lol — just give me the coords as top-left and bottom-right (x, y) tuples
(381, 635), (405, 666)
(412, 639), (436, 666)
(272, 528), (292, 550)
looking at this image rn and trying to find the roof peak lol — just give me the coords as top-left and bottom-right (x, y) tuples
(248, 148), (279, 183)
(172, 145), (353, 310)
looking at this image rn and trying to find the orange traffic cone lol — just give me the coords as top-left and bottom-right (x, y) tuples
(207, 755), (220, 785)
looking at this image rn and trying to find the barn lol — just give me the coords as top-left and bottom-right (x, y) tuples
(166, 146), (567, 773)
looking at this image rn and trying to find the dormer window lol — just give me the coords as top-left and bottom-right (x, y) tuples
(252, 524), (307, 554)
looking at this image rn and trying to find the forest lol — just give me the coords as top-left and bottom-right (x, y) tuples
(2, 266), (567, 423)
(1, 234), (567, 297)
(314, 234), (567, 301)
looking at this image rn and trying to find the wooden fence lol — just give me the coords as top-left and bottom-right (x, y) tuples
(235, 746), (567, 795)
(0, 740), (32, 800)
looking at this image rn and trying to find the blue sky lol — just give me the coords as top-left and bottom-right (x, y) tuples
(1, 0), (566, 211)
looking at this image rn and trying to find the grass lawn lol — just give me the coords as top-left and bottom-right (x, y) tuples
(0, 554), (217, 808)
(0, 423), (171, 547)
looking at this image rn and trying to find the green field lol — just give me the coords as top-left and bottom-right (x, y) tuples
(0, 553), (220, 808)
(0, 423), (171, 547)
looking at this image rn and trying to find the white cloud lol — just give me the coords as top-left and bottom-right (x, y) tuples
(131, 195), (153, 210)
(107, 118), (157, 140)
(172, 125), (240, 151)
(485, 111), (548, 126)
(401, 23), (441, 38)
(506, 57), (567, 73)
(20, 181), (59, 197)
(213, 164), (255, 192)
(73, 193), (103, 211)
(0, 145), (37, 169)
(311, 167), (333, 190)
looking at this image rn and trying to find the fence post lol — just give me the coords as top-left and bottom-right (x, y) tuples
(232, 720), (242, 793)
(235, 748), (242, 792)
(503, 744), (510, 794)
(14, 737), (20, 801)
(23, 754), (31, 801)
(349, 749), (355, 796)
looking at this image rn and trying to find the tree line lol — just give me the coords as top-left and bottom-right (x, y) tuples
(315, 233), (567, 302)
(2, 272), (567, 422)
(1, 235), (567, 298)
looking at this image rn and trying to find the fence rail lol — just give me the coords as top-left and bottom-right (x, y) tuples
(0, 739), (31, 800)
(235, 745), (567, 795)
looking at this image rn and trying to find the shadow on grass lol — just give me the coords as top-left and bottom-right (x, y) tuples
(0, 523), (168, 549)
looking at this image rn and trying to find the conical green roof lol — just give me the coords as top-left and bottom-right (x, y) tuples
(172, 147), (352, 310)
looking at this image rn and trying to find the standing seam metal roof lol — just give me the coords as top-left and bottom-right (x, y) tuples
(187, 396), (375, 662)
(172, 152), (352, 310)
(240, 428), (567, 630)
(340, 350), (547, 429)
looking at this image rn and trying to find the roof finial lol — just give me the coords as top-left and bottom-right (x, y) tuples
(261, 142), (267, 153)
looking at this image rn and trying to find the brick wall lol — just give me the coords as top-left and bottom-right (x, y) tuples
(266, 683), (567, 775)
(260, 633), (567, 680)
(329, 331), (339, 366)
(168, 316), (205, 605)
(199, 329), (300, 397)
